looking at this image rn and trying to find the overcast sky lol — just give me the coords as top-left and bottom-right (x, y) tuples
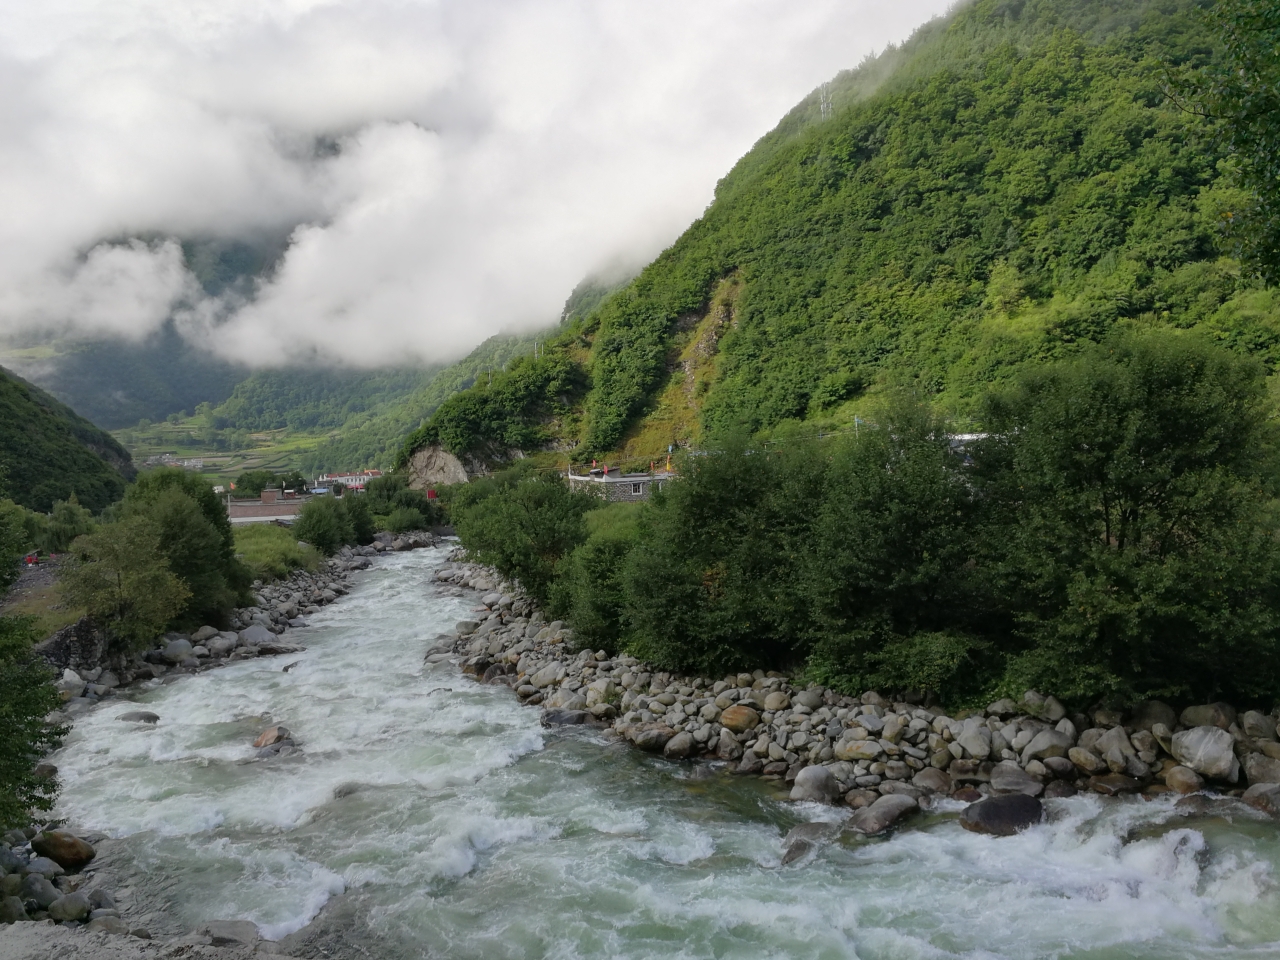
(0, 0), (954, 367)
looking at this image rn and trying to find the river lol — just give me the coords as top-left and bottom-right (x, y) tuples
(49, 547), (1280, 959)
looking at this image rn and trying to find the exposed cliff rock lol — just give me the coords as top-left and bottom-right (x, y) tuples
(406, 445), (469, 488)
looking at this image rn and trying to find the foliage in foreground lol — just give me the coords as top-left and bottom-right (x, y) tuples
(0, 617), (66, 829)
(455, 330), (1280, 706)
(233, 524), (322, 582)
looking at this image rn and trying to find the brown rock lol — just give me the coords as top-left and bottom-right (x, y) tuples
(630, 724), (676, 752)
(253, 726), (290, 748)
(1164, 765), (1205, 795)
(719, 705), (761, 734)
(952, 786), (983, 803)
(30, 831), (95, 870)
(1242, 783), (1280, 817)
(1088, 773), (1141, 796)
(1043, 779), (1077, 799)
(1179, 702), (1237, 730)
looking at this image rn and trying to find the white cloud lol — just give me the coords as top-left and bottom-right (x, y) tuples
(0, 0), (954, 366)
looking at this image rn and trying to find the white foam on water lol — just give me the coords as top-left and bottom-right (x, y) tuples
(52, 548), (1280, 958)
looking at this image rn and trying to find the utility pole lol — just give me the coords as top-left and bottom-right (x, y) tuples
(820, 82), (833, 121)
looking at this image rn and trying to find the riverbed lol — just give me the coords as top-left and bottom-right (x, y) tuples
(46, 547), (1280, 959)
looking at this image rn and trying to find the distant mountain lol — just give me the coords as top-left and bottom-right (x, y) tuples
(402, 0), (1280, 469)
(0, 365), (134, 512)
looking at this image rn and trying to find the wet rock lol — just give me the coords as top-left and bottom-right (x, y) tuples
(203, 920), (260, 946)
(1043, 780), (1078, 799)
(1243, 783), (1280, 817)
(30, 832), (95, 870)
(631, 724), (676, 752)
(129, 927), (152, 939)
(542, 709), (590, 726)
(47, 892), (90, 922)
(1179, 703), (1236, 731)
(0, 896), (27, 923)
(912, 767), (951, 794)
(780, 821), (840, 864)
(1164, 765), (1205, 794)
(735, 755), (764, 775)
(790, 765), (841, 803)
(1088, 773), (1141, 795)
(990, 761), (1043, 797)
(1171, 726), (1239, 781)
(253, 725), (291, 748)
(238, 625), (274, 647)
(716, 729), (742, 761)
(1042, 756), (1075, 779)
(959, 794), (1043, 836)
(663, 732), (696, 759)
(117, 711), (159, 724)
(55, 669), (86, 701)
(719, 705), (760, 734)
(19, 874), (59, 908)
(1244, 752), (1280, 786)
(847, 794), (918, 835)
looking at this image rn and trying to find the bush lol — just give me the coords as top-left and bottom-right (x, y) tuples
(61, 517), (190, 653)
(32, 497), (96, 554)
(293, 496), (355, 556)
(382, 506), (427, 533)
(552, 502), (643, 650)
(339, 494), (376, 545)
(234, 525), (322, 582)
(0, 616), (65, 829)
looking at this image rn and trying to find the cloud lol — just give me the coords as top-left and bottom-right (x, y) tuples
(0, 0), (955, 366)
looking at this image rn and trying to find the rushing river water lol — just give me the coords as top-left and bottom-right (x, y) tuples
(50, 547), (1280, 959)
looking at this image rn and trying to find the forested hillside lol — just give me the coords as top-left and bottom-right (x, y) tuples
(405, 0), (1280, 466)
(0, 366), (134, 512)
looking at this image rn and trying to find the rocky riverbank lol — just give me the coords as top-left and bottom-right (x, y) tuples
(434, 549), (1280, 843)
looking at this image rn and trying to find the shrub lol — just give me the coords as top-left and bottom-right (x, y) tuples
(552, 502), (643, 651)
(382, 506), (427, 534)
(0, 616), (65, 829)
(339, 494), (376, 545)
(234, 525), (321, 582)
(293, 496), (355, 556)
(61, 517), (190, 653)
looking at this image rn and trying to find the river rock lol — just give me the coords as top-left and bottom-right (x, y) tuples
(238, 625), (274, 647)
(790, 765), (840, 803)
(631, 724), (676, 752)
(203, 920), (260, 946)
(1020, 729), (1073, 765)
(793, 689), (825, 710)
(253, 726), (291, 748)
(1171, 726), (1239, 781)
(47, 892), (91, 922)
(780, 821), (840, 864)
(162, 638), (193, 663)
(956, 719), (991, 760)
(1179, 703), (1236, 730)
(663, 732), (696, 759)
(1131, 700), (1177, 733)
(720, 705), (760, 734)
(1244, 752), (1280, 786)
(0, 895), (27, 922)
(1088, 773), (1141, 795)
(19, 874), (59, 908)
(55, 669), (86, 701)
(30, 831), (95, 870)
(763, 692), (791, 712)
(1044, 780), (1078, 799)
(24, 857), (64, 879)
(990, 761), (1043, 797)
(847, 794), (918, 835)
(1243, 783), (1280, 817)
(835, 739), (882, 763)
(541, 709), (589, 726)
(86, 916), (129, 935)
(117, 711), (159, 724)
(530, 662), (566, 688)
(1164, 765), (1204, 794)
(959, 794), (1043, 836)
(192, 625), (219, 644)
(209, 634), (237, 657)
(1242, 710), (1278, 741)
(912, 767), (951, 794)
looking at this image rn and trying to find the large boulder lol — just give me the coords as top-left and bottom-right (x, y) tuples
(834, 739), (883, 763)
(1171, 726), (1239, 781)
(1130, 700), (1177, 733)
(719, 705), (760, 734)
(161, 638), (193, 663)
(663, 732), (696, 760)
(1179, 703), (1236, 730)
(530, 662), (566, 689)
(1242, 710), (1278, 741)
(1020, 730), (1073, 765)
(30, 831), (95, 870)
(790, 765), (841, 803)
(1244, 752), (1280, 786)
(1243, 783), (1280, 817)
(990, 761), (1043, 797)
(24, 857), (64, 879)
(959, 794), (1043, 836)
(912, 767), (952, 794)
(202, 920), (260, 947)
(1164, 765), (1205, 795)
(0, 895), (26, 923)
(780, 821), (840, 864)
(238, 625), (274, 648)
(19, 874), (59, 908)
(630, 724), (676, 752)
(848, 794), (918, 835)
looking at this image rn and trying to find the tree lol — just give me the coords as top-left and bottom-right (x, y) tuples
(293, 497), (355, 555)
(61, 517), (190, 653)
(339, 494), (376, 545)
(35, 496), (95, 553)
(0, 499), (31, 593)
(231, 470), (279, 498)
(1184, 0), (1280, 283)
(973, 328), (1280, 702)
(0, 617), (65, 829)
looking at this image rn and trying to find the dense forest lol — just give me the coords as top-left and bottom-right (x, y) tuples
(405, 0), (1280, 466)
(0, 366), (134, 513)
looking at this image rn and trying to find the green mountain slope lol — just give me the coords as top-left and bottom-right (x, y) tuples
(0, 366), (134, 512)
(406, 0), (1280, 467)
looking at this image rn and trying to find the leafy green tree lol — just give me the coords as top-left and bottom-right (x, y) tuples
(0, 616), (66, 829)
(61, 517), (190, 652)
(452, 470), (594, 605)
(973, 328), (1280, 702)
(0, 499), (31, 592)
(232, 470), (279, 498)
(552, 502), (643, 650)
(338, 494), (376, 545)
(293, 497), (355, 555)
(1183, 0), (1280, 282)
(383, 506), (427, 533)
(34, 496), (96, 553)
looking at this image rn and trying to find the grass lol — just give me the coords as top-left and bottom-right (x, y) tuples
(0, 577), (84, 640)
(233, 525), (322, 583)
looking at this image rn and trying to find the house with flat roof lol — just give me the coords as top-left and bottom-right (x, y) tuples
(566, 468), (675, 502)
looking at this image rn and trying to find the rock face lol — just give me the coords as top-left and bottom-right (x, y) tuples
(406, 445), (469, 488)
(959, 795), (1043, 836)
(848, 794), (918, 835)
(32, 617), (108, 672)
(1171, 726), (1239, 781)
(31, 831), (95, 870)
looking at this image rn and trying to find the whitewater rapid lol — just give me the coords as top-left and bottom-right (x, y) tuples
(49, 548), (1280, 958)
